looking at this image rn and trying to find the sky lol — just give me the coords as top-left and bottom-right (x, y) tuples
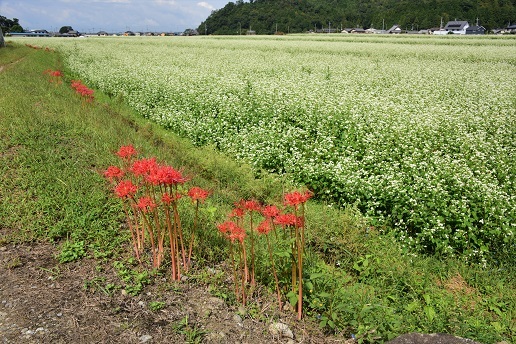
(0, 0), (231, 33)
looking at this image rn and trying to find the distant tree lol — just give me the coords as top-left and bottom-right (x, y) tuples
(0, 16), (24, 33)
(10, 24), (23, 33)
(59, 26), (74, 34)
(197, 0), (516, 34)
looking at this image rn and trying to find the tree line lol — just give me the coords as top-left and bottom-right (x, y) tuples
(197, 0), (516, 35)
(0, 15), (24, 33)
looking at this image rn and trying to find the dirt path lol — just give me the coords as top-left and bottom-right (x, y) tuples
(0, 242), (338, 344)
(0, 56), (25, 74)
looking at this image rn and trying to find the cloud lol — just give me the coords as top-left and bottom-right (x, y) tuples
(153, 0), (177, 6)
(197, 2), (215, 11)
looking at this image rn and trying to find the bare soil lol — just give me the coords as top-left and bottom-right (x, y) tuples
(0, 241), (344, 344)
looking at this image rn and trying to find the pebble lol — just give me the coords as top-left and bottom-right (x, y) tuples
(233, 314), (243, 327)
(269, 322), (294, 339)
(205, 331), (227, 343)
(139, 334), (153, 343)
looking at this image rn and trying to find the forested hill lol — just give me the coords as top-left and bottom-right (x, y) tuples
(197, 0), (516, 34)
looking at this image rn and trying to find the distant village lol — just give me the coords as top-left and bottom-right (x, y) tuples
(7, 28), (195, 37)
(6, 20), (516, 37)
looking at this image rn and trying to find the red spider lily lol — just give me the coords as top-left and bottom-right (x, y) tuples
(256, 220), (272, 235)
(229, 226), (246, 243)
(273, 213), (299, 227)
(151, 165), (188, 185)
(217, 220), (235, 235)
(229, 207), (245, 218)
(137, 196), (157, 213)
(284, 190), (313, 208)
(71, 80), (95, 102)
(44, 69), (63, 84)
(116, 145), (137, 160)
(243, 199), (261, 212)
(104, 166), (124, 180)
(71, 80), (83, 89)
(187, 186), (210, 203)
(161, 192), (182, 204)
(261, 204), (280, 218)
(217, 220), (245, 242)
(131, 157), (158, 176)
(114, 180), (138, 199)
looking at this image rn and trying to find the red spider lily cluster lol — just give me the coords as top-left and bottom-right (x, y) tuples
(27, 44), (54, 52)
(71, 80), (94, 103)
(104, 145), (210, 281)
(217, 190), (312, 319)
(43, 69), (63, 84)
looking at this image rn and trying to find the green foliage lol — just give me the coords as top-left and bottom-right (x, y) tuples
(171, 315), (206, 344)
(148, 301), (166, 311)
(199, 0), (516, 34)
(113, 260), (152, 296)
(58, 240), (86, 263)
(0, 15), (23, 34)
(59, 26), (74, 34)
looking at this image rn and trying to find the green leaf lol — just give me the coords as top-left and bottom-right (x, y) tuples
(424, 305), (436, 322)
(287, 291), (298, 306)
(405, 301), (419, 312)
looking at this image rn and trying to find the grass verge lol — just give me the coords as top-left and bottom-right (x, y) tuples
(0, 42), (514, 343)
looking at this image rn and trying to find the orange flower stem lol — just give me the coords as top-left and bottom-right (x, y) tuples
(249, 214), (255, 286)
(140, 211), (157, 268)
(266, 235), (282, 311)
(172, 201), (187, 270)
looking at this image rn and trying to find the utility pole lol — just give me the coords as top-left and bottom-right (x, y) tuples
(328, 21), (331, 33)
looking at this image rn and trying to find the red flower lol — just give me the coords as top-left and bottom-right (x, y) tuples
(217, 221), (246, 243)
(229, 207), (245, 218)
(114, 180), (138, 199)
(274, 213), (300, 227)
(71, 80), (83, 89)
(217, 221), (234, 235)
(229, 226), (246, 243)
(131, 157), (158, 176)
(284, 190), (313, 208)
(161, 192), (182, 204)
(188, 186), (210, 203)
(243, 199), (261, 212)
(261, 205), (280, 218)
(104, 166), (124, 180)
(115, 145), (137, 160)
(137, 196), (156, 212)
(256, 220), (272, 235)
(158, 165), (188, 185)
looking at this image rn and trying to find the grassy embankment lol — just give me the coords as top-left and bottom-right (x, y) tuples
(0, 42), (514, 343)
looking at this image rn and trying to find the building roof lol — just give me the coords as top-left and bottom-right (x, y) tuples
(387, 25), (401, 33)
(444, 21), (469, 30)
(466, 25), (485, 31)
